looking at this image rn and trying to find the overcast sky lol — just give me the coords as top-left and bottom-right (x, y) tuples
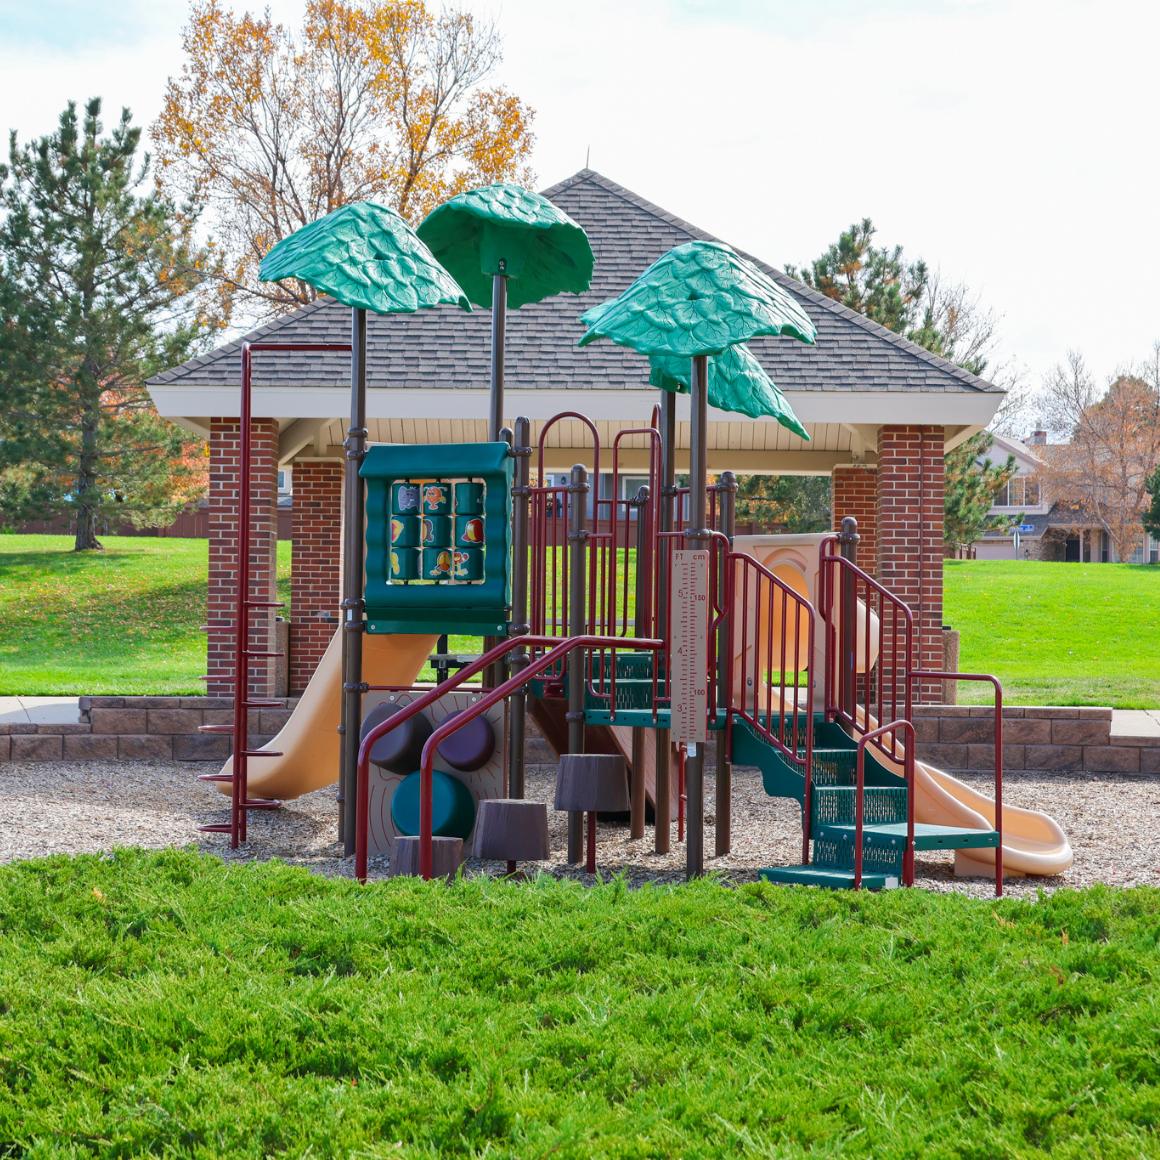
(2, 0), (1156, 423)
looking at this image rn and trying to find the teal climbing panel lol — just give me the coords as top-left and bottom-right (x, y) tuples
(361, 442), (513, 636)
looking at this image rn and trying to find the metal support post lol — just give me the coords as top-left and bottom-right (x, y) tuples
(685, 354), (710, 879)
(340, 307), (368, 855)
(566, 463), (589, 863)
(715, 470), (737, 856)
(482, 424), (514, 691)
(488, 270), (508, 442)
(839, 516), (859, 725)
(630, 484), (650, 839)
(507, 416), (532, 798)
(654, 391), (676, 854)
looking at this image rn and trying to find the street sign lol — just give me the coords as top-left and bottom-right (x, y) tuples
(1018, 524), (1035, 533)
(671, 550), (709, 743)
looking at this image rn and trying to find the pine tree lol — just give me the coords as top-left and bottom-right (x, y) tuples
(785, 218), (929, 336)
(734, 475), (831, 533)
(0, 98), (226, 549)
(943, 432), (1019, 553)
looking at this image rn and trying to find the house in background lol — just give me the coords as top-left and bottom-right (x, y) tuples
(975, 429), (1158, 562)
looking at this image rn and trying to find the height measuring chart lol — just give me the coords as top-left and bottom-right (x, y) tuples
(670, 550), (709, 743)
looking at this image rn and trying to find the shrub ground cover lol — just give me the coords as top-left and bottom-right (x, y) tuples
(944, 560), (1160, 708)
(0, 848), (1157, 1158)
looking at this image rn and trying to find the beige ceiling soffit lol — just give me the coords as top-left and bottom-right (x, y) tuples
(168, 416), (211, 439)
(541, 448), (862, 475)
(278, 416), (330, 464)
(839, 423), (878, 463)
(943, 425), (984, 454)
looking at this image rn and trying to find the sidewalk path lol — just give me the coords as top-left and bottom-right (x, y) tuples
(1109, 709), (1160, 740)
(0, 697), (81, 725)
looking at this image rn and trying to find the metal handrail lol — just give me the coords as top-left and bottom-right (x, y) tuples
(909, 671), (1004, 897)
(725, 546), (815, 864)
(355, 632), (663, 881)
(855, 720), (915, 891)
(817, 550), (914, 762)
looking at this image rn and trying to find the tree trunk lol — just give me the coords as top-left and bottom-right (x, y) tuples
(73, 405), (103, 552)
(74, 504), (102, 551)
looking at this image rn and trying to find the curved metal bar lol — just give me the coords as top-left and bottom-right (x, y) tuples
(354, 633), (663, 881)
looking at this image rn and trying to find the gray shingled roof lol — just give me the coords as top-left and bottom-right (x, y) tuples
(149, 169), (1000, 396)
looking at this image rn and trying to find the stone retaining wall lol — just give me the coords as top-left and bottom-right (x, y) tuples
(913, 706), (1159, 774)
(3, 698), (1158, 776)
(0, 697), (298, 762)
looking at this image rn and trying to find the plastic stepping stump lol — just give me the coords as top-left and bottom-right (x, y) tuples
(389, 836), (464, 881)
(473, 799), (550, 872)
(435, 709), (496, 771)
(361, 702), (433, 774)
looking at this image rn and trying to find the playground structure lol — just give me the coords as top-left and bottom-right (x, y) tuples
(201, 189), (1073, 894)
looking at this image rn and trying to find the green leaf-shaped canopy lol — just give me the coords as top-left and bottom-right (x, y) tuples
(648, 345), (809, 439)
(578, 241), (816, 356)
(417, 184), (594, 310)
(259, 202), (470, 315)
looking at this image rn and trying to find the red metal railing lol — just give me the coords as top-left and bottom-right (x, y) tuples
(355, 633), (663, 880)
(725, 547), (816, 863)
(197, 340), (351, 848)
(910, 671), (1004, 897)
(854, 720), (915, 890)
(818, 538), (914, 765)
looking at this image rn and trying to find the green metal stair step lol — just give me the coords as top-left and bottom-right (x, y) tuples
(759, 865), (899, 890)
(813, 822), (1000, 851)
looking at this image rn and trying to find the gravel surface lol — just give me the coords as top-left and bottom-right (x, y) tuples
(1, 759), (1157, 898)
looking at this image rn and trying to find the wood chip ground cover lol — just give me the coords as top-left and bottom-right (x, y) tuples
(0, 848), (1157, 1158)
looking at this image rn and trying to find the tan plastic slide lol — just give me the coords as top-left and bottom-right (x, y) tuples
(214, 628), (438, 800)
(731, 534), (1073, 879)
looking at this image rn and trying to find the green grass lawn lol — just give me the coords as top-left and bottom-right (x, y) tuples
(3, 539), (1158, 707)
(944, 560), (1160, 708)
(1, 850), (1156, 1158)
(0, 536), (292, 696)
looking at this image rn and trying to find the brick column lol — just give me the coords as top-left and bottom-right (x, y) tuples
(289, 460), (343, 694)
(831, 465), (878, 576)
(876, 426), (944, 704)
(207, 418), (279, 698)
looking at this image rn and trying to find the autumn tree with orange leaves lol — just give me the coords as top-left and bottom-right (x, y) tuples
(153, 0), (536, 318)
(1036, 350), (1160, 563)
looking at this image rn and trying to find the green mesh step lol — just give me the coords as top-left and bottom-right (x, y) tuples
(813, 831), (906, 878)
(804, 748), (857, 786)
(811, 785), (907, 827)
(759, 865), (899, 890)
(814, 822), (1000, 852)
(585, 677), (666, 713)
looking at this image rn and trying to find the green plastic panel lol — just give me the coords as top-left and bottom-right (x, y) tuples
(647, 343), (809, 435)
(417, 184), (594, 310)
(259, 203), (470, 315)
(361, 442), (513, 635)
(759, 865), (897, 891)
(578, 241), (816, 357)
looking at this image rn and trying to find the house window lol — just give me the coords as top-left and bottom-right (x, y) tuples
(994, 477), (1039, 507)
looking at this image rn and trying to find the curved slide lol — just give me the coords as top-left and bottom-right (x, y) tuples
(214, 629), (439, 801)
(732, 534), (1073, 879)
